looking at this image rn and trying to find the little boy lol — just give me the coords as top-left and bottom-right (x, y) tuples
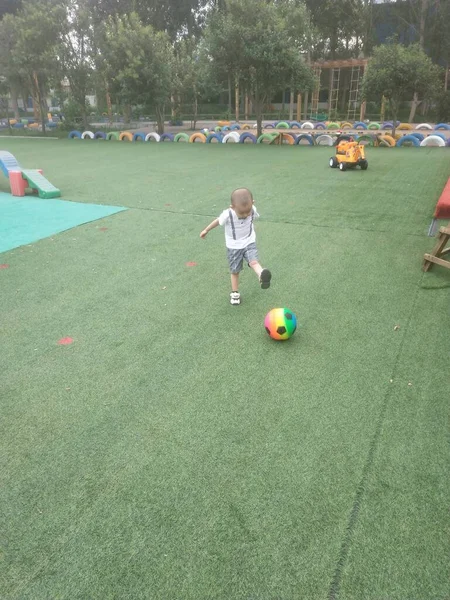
(200, 188), (271, 305)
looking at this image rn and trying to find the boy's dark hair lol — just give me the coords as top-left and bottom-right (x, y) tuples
(231, 188), (253, 206)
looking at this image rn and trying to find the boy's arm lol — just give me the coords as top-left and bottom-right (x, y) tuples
(200, 218), (220, 238)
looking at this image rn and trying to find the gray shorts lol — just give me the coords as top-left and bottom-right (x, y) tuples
(226, 242), (259, 273)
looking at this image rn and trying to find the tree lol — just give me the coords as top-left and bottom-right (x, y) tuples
(362, 41), (441, 137)
(87, 0), (208, 40)
(204, 0), (314, 137)
(0, 0), (21, 19)
(426, 0), (450, 91)
(173, 37), (221, 128)
(101, 13), (173, 133)
(173, 38), (200, 128)
(60, 0), (94, 130)
(278, 0), (319, 119)
(0, 15), (27, 120)
(0, 0), (64, 133)
(369, 0), (441, 120)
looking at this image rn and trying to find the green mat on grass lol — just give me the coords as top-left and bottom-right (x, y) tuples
(0, 192), (126, 254)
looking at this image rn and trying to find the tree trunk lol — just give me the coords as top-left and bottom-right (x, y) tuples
(419, 99), (428, 116)
(289, 90), (294, 121)
(360, 100), (366, 122)
(155, 104), (165, 135)
(444, 64), (449, 91)
(254, 83), (262, 139)
(419, 0), (426, 47)
(193, 88), (198, 130)
(32, 90), (39, 120)
(10, 87), (20, 120)
(0, 97), (11, 129)
(256, 107), (262, 139)
(380, 95), (386, 122)
(81, 99), (88, 130)
(408, 0), (428, 123)
(245, 93), (249, 120)
(21, 93), (29, 116)
(33, 72), (46, 135)
(304, 49), (311, 121)
(171, 93), (181, 122)
(391, 101), (398, 138)
(330, 30), (338, 60)
(235, 76), (239, 122)
(408, 94), (421, 123)
(282, 89), (285, 116)
(105, 80), (113, 125)
(40, 89), (47, 135)
(227, 73), (232, 120)
(297, 93), (301, 122)
(124, 104), (131, 125)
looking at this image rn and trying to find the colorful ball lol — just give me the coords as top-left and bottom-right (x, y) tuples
(264, 307), (297, 341)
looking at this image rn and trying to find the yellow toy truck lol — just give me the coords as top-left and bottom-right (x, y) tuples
(329, 141), (368, 171)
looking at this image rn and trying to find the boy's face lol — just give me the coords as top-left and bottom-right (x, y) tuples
(232, 200), (253, 219)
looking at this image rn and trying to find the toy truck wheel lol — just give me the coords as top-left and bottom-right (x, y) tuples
(329, 157), (338, 168)
(360, 160), (368, 170)
(339, 161), (347, 171)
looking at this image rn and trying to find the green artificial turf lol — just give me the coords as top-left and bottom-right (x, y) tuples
(0, 139), (449, 600)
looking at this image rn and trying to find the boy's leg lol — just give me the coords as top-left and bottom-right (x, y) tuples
(230, 273), (241, 305)
(249, 261), (263, 277)
(227, 248), (244, 305)
(250, 262), (271, 288)
(245, 244), (272, 289)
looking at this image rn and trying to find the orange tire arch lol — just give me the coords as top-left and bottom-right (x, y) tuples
(189, 133), (207, 143)
(119, 131), (133, 142)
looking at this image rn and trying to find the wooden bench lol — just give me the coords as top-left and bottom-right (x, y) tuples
(423, 224), (450, 271)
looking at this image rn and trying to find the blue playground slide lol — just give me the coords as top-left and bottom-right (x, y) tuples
(0, 150), (61, 199)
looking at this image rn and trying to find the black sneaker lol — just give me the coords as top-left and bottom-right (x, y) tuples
(259, 269), (272, 289)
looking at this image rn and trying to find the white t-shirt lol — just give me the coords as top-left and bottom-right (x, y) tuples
(218, 206), (260, 249)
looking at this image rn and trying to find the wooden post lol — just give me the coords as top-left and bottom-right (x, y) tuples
(289, 90), (294, 121)
(359, 100), (366, 122)
(303, 91), (309, 120)
(297, 93), (302, 122)
(328, 68), (333, 114)
(245, 94), (249, 120)
(235, 78), (239, 122)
